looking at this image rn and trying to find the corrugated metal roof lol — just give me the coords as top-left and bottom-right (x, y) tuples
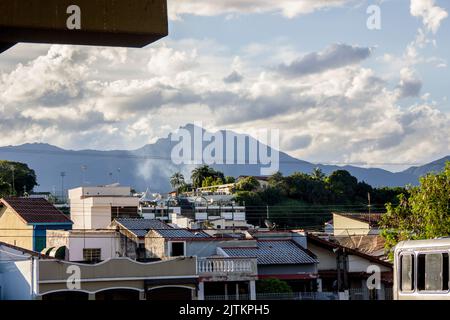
(221, 240), (318, 265)
(115, 218), (171, 237)
(0, 198), (72, 224)
(155, 229), (210, 239)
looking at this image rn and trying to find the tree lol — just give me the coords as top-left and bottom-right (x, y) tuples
(311, 167), (326, 181)
(0, 178), (10, 198)
(326, 170), (358, 203)
(170, 172), (185, 194)
(259, 187), (282, 206)
(234, 191), (262, 207)
(380, 162), (450, 259)
(268, 172), (289, 196)
(235, 176), (260, 192)
(0, 161), (38, 196)
(190, 165), (224, 188)
(256, 278), (293, 294)
(225, 176), (236, 184)
(178, 183), (193, 193)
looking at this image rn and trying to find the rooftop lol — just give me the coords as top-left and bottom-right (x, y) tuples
(333, 212), (383, 227)
(0, 197), (73, 225)
(153, 229), (211, 240)
(221, 240), (318, 265)
(306, 233), (392, 268)
(113, 218), (171, 237)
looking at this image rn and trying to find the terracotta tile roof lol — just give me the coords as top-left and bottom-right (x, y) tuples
(0, 197), (73, 224)
(306, 233), (392, 268)
(333, 235), (386, 258)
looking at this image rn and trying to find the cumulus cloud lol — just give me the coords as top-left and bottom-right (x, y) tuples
(410, 0), (448, 33)
(283, 135), (313, 151)
(277, 44), (372, 78)
(0, 38), (449, 169)
(397, 68), (423, 98)
(223, 71), (244, 83)
(168, 0), (354, 19)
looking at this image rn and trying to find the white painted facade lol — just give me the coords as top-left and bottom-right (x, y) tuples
(46, 230), (122, 262)
(333, 213), (380, 236)
(69, 186), (139, 230)
(0, 243), (38, 300)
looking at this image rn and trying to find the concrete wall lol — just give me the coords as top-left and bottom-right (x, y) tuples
(307, 242), (391, 273)
(0, 206), (33, 250)
(145, 231), (165, 258)
(69, 186), (139, 230)
(47, 230), (122, 262)
(70, 198), (139, 230)
(259, 264), (318, 276)
(145, 235), (257, 259)
(333, 214), (371, 236)
(38, 257), (197, 295)
(347, 254), (391, 273)
(308, 243), (338, 271)
(0, 244), (36, 300)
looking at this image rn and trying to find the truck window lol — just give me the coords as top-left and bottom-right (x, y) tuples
(400, 254), (414, 292)
(417, 253), (447, 292)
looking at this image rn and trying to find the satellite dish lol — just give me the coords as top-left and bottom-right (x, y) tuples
(264, 219), (277, 231)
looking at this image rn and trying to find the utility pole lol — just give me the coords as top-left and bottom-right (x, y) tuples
(368, 192), (372, 224)
(117, 168), (121, 184)
(10, 166), (15, 196)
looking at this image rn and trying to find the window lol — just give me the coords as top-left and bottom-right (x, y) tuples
(417, 252), (450, 292)
(136, 243), (146, 260)
(400, 254), (414, 292)
(170, 242), (185, 257)
(83, 248), (101, 262)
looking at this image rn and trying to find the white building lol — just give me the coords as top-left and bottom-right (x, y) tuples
(46, 230), (122, 262)
(0, 241), (40, 300)
(69, 186), (140, 230)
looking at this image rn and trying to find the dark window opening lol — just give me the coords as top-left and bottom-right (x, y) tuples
(111, 206), (139, 219)
(83, 248), (101, 262)
(170, 242), (185, 257)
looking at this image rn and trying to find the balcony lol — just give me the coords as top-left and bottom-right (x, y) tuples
(197, 257), (258, 281)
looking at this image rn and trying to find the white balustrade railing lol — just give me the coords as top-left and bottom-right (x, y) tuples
(197, 258), (256, 275)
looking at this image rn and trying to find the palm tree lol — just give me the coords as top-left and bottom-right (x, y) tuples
(191, 165), (213, 188)
(311, 167), (326, 181)
(170, 172), (185, 194)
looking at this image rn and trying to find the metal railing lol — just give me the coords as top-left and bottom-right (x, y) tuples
(204, 292), (339, 301)
(349, 288), (393, 300)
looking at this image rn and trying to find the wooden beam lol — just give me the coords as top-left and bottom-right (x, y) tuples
(0, 0), (168, 53)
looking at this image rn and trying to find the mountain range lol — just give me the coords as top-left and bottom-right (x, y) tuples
(0, 124), (448, 194)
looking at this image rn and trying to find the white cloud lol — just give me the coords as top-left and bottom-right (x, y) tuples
(277, 43), (373, 77)
(0, 39), (449, 170)
(410, 0), (448, 33)
(168, 0), (354, 19)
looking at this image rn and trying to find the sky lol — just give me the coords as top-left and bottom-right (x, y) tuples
(0, 0), (449, 172)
